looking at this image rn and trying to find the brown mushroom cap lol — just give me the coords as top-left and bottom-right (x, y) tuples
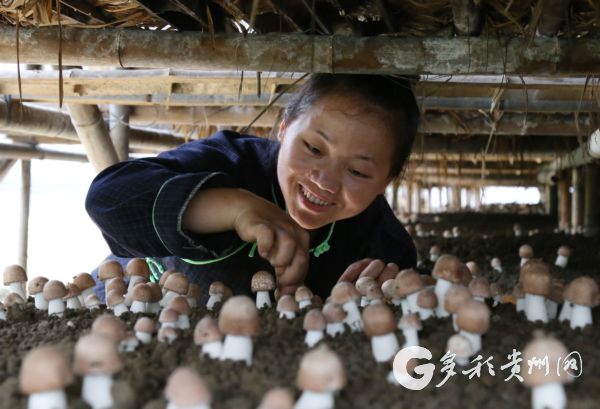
(366, 283), (384, 302)
(158, 269), (175, 287)
(218, 295), (259, 336)
(165, 367), (211, 406)
(186, 283), (201, 299)
(42, 280), (68, 301)
(134, 317), (156, 334)
(169, 295), (192, 315)
(420, 274), (437, 287)
(158, 326), (179, 343)
(566, 276), (599, 307)
(209, 281), (226, 296)
(468, 277), (491, 299)
(19, 345), (73, 394)
(417, 288), (438, 309)
(381, 279), (395, 299)
(163, 272), (189, 295)
(296, 345), (346, 393)
(455, 299), (490, 334)
(277, 295), (299, 313)
(106, 289), (125, 307)
(513, 282), (525, 299)
(257, 387), (295, 409)
(98, 260), (124, 282)
(362, 303), (396, 336)
(322, 303), (347, 323)
(73, 273), (96, 291)
(355, 276), (377, 296)
(430, 245), (441, 256)
(147, 282), (163, 303)
(398, 313), (422, 331)
(432, 255), (470, 284)
(444, 285), (472, 314)
(3, 264), (27, 285)
(303, 309), (327, 331)
(4, 292), (26, 306)
(557, 245), (571, 257)
(547, 279), (564, 303)
(520, 260), (552, 296)
(295, 286), (314, 303)
(519, 244), (534, 259)
(27, 276), (49, 295)
(393, 269), (423, 298)
(330, 282), (360, 304)
(74, 333), (123, 375)
(131, 283), (152, 303)
(490, 282), (504, 298)
(159, 308), (179, 324)
(193, 316), (223, 345)
(65, 283), (82, 298)
(125, 258), (150, 280)
(106, 278), (127, 295)
(251, 270), (275, 292)
(522, 336), (571, 387)
(91, 314), (127, 344)
(311, 295), (323, 308)
(465, 261), (480, 276)
(85, 294), (101, 307)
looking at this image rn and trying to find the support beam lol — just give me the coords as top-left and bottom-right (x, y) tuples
(0, 142), (88, 162)
(130, 106), (280, 128)
(0, 159), (16, 182)
(67, 104), (120, 173)
(583, 164), (600, 236)
(557, 172), (571, 232)
(19, 160), (31, 270)
(109, 104), (131, 161)
(3, 27), (600, 75)
(571, 167), (583, 233)
(539, 142), (597, 173)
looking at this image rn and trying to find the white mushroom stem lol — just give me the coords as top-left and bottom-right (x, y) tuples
(391, 298), (402, 307)
(221, 335), (253, 366)
(186, 297), (197, 308)
(371, 332), (400, 362)
(48, 299), (65, 317)
(474, 296), (486, 303)
(570, 303), (593, 329)
(493, 266), (503, 273)
(406, 293), (420, 314)
(0, 309), (6, 320)
(545, 300), (558, 320)
(255, 291), (271, 309)
(201, 341), (223, 359)
(360, 296), (369, 307)
(452, 314), (458, 332)
(493, 296), (501, 307)
(147, 302), (161, 314)
(279, 311), (296, 320)
(206, 294), (222, 311)
(104, 277), (117, 300)
(130, 301), (146, 314)
(299, 299), (311, 309)
(516, 298), (526, 312)
(66, 297), (82, 310)
(459, 330), (481, 355)
(326, 323), (345, 337)
(418, 307), (434, 320)
(434, 278), (453, 317)
(8, 282), (26, 300)
(161, 322), (177, 330)
(160, 290), (179, 308)
(401, 328), (419, 348)
(430, 254), (439, 263)
(121, 338), (139, 352)
(304, 330), (324, 348)
(400, 299), (410, 315)
(531, 381), (567, 409)
(294, 390), (334, 409)
(167, 402), (210, 409)
(558, 301), (573, 322)
(555, 255), (568, 268)
(135, 331), (152, 344)
(79, 288), (96, 306)
(126, 275), (144, 294)
(112, 303), (129, 317)
(342, 300), (363, 331)
(81, 374), (114, 409)
(525, 294), (549, 323)
(33, 293), (49, 310)
(177, 314), (190, 329)
(28, 389), (67, 409)
(520, 257), (530, 267)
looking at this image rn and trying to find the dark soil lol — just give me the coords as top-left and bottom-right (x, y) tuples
(0, 212), (598, 409)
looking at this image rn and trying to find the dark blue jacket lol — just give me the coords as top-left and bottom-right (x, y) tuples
(86, 131), (416, 300)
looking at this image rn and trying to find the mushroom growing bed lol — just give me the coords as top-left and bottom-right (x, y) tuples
(1, 215), (599, 409)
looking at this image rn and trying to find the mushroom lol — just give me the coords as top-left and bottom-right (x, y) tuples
(295, 345), (346, 409)
(27, 276), (49, 310)
(186, 283), (201, 308)
(0, 302), (5, 321)
(124, 258), (150, 306)
(330, 282), (363, 331)
(519, 244), (534, 267)
(3, 264), (27, 300)
(381, 279), (401, 306)
(455, 299), (490, 355)
(416, 288), (437, 320)
(158, 326), (179, 344)
(520, 260), (552, 323)
(415, 223), (426, 238)
(490, 282), (504, 307)
(465, 261), (480, 277)
(158, 268), (175, 292)
(251, 270), (275, 309)
(207, 281), (227, 311)
(257, 387), (294, 409)
(322, 303), (346, 337)
(147, 282), (163, 314)
(98, 260), (124, 301)
(121, 332), (140, 352)
(566, 276), (599, 329)
(160, 272), (189, 308)
(303, 309), (326, 348)
(43, 280), (68, 317)
(446, 334), (473, 367)
(168, 295), (192, 329)
(193, 316), (223, 359)
(73, 333), (123, 409)
(130, 283), (152, 314)
(362, 304), (399, 362)
(106, 278), (127, 296)
(490, 257), (503, 273)
(159, 307), (179, 329)
(392, 269), (423, 316)
(546, 279), (564, 320)
(522, 336), (572, 409)
(366, 283), (384, 306)
(558, 282), (573, 322)
(452, 226), (461, 238)
(555, 245), (571, 268)
(398, 313), (422, 348)
(64, 283), (82, 310)
(106, 289), (129, 317)
(513, 223), (523, 237)
(218, 295), (259, 366)
(432, 255), (470, 317)
(429, 245), (441, 263)
(355, 276), (377, 307)
(277, 295), (299, 319)
(295, 286), (314, 309)
(468, 276), (491, 303)
(19, 345), (73, 409)
(85, 294), (101, 310)
(134, 317), (156, 344)
(164, 367), (212, 409)
(442, 229), (452, 238)
(514, 282), (526, 313)
(73, 273), (97, 306)
(91, 314), (127, 347)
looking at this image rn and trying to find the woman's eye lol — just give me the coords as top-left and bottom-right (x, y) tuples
(304, 141), (321, 155)
(349, 169), (370, 178)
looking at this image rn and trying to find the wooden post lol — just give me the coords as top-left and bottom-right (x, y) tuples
(109, 104), (130, 161)
(450, 186), (461, 211)
(0, 159), (16, 182)
(473, 187), (481, 209)
(583, 164), (600, 236)
(19, 160), (31, 270)
(413, 182), (423, 214)
(558, 172), (571, 232)
(571, 167), (584, 233)
(406, 181), (413, 214)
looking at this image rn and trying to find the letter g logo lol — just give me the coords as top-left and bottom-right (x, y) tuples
(392, 346), (435, 390)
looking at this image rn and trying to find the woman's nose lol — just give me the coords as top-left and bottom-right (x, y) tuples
(310, 167), (341, 194)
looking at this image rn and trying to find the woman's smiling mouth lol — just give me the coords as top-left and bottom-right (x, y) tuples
(298, 184), (335, 212)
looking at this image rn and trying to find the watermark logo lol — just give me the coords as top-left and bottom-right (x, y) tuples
(392, 346), (582, 390)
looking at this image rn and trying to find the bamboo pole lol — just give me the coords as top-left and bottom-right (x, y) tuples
(571, 167), (583, 233)
(0, 142), (88, 162)
(109, 104), (130, 161)
(19, 160), (31, 270)
(2, 27), (600, 75)
(558, 172), (571, 232)
(0, 159), (16, 182)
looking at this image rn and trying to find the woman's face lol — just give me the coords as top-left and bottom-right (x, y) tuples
(277, 93), (396, 230)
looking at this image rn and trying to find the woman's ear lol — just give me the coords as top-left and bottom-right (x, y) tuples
(276, 119), (288, 142)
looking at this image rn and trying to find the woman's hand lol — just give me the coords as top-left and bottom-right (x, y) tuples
(337, 258), (399, 286)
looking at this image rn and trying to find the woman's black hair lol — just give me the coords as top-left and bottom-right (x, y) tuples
(281, 74), (420, 179)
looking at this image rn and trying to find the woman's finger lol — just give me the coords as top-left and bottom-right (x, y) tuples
(358, 259), (386, 280)
(276, 247), (309, 287)
(376, 262), (399, 285)
(254, 223), (275, 259)
(269, 229), (296, 268)
(337, 258), (373, 283)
